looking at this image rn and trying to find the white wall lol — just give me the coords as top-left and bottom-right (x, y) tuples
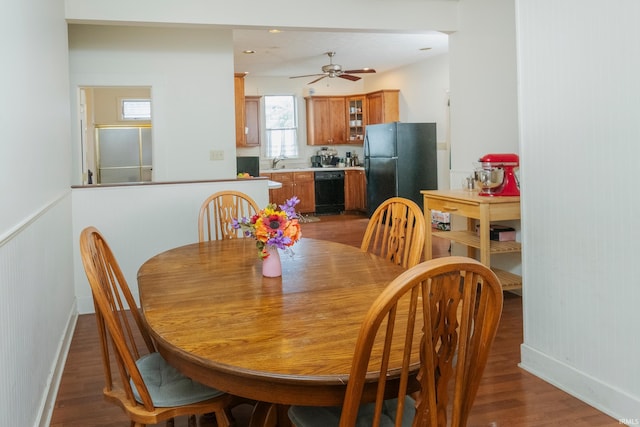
(64, 0), (459, 33)
(365, 54), (451, 190)
(449, 0), (520, 184)
(68, 25), (236, 183)
(516, 0), (640, 420)
(0, 0), (75, 426)
(72, 180), (270, 314)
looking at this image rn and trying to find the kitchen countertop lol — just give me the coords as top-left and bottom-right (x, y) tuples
(261, 166), (364, 173)
(267, 180), (282, 189)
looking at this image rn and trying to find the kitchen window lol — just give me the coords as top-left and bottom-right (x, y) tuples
(264, 95), (298, 158)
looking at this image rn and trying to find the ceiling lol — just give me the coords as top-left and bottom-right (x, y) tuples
(233, 29), (449, 82)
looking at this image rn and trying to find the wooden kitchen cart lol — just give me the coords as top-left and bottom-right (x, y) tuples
(421, 190), (522, 290)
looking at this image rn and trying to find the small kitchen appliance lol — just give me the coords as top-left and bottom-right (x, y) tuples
(317, 147), (338, 167)
(474, 153), (520, 197)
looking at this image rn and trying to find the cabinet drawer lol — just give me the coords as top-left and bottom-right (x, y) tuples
(269, 172), (294, 183)
(293, 172), (314, 181)
(424, 197), (480, 219)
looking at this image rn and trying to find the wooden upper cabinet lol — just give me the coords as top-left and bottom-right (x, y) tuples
(305, 91), (399, 146)
(305, 96), (347, 145)
(244, 96), (261, 147)
(234, 73), (247, 147)
(366, 90), (399, 125)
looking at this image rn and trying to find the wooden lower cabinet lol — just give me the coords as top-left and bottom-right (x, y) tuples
(344, 169), (366, 212)
(292, 172), (315, 213)
(263, 172), (316, 214)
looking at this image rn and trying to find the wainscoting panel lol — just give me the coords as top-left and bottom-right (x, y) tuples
(0, 192), (75, 427)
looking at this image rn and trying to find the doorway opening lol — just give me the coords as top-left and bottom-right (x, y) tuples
(79, 86), (152, 184)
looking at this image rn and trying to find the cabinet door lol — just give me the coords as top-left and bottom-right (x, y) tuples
(244, 96), (261, 146)
(293, 172), (316, 213)
(344, 170), (356, 211)
(307, 97), (330, 145)
(269, 173), (294, 205)
(366, 90), (399, 125)
(354, 170), (366, 211)
(347, 96), (366, 143)
(328, 97), (347, 144)
(234, 74), (246, 147)
(306, 97), (347, 145)
(366, 92), (383, 125)
(345, 170), (366, 212)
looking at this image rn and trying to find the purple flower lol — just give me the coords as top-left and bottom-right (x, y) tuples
(280, 196), (300, 219)
(267, 230), (292, 250)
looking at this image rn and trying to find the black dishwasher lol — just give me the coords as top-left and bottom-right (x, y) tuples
(314, 170), (345, 214)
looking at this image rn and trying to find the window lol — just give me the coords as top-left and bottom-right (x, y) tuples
(264, 95), (298, 158)
(121, 99), (152, 120)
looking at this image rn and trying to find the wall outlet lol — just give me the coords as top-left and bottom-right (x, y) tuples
(209, 150), (224, 161)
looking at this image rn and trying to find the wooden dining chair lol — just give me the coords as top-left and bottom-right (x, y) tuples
(288, 256), (504, 427)
(198, 190), (260, 242)
(79, 226), (239, 427)
(361, 197), (426, 268)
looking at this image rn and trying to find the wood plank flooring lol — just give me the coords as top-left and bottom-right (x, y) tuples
(50, 213), (618, 426)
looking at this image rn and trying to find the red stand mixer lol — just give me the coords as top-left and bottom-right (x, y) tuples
(474, 153), (520, 196)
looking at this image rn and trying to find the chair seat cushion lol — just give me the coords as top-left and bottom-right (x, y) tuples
(132, 352), (225, 407)
(288, 396), (415, 427)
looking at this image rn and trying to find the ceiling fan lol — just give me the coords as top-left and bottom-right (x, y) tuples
(289, 51), (376, 85)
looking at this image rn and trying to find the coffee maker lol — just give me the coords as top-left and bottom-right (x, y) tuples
(317, 147), (338, 167)
(345, 152), (353, 167)
(310, 155), (322, 168)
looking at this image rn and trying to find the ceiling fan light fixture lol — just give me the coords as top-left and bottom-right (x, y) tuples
(289, 51), (376, 85)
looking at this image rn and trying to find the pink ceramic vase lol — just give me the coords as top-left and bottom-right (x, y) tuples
(262, 246), (282, 277)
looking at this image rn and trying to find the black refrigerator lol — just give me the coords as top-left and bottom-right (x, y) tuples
(364, 122), (437, 217)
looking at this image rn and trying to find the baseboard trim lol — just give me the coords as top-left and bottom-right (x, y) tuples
(520, 343), (638, 424)
(36, 303), (78, 427)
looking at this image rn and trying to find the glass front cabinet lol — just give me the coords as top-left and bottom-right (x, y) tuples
(347, 96), (366, 143)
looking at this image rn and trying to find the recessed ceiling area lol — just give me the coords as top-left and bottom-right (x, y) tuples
(233, 29), (449, 79)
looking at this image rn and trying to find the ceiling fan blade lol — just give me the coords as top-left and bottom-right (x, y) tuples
(338, 74), (361, 82)
(290, 73), (326, 79)
(343, 69), (376, 74)
(308, 75), (328, 84)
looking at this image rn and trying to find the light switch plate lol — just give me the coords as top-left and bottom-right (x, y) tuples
(209, 150), (224, 161)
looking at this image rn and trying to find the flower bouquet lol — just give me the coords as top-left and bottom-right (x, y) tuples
(232, 196), (302, 260)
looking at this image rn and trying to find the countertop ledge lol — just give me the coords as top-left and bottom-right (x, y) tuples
(71, 176), (268, 189)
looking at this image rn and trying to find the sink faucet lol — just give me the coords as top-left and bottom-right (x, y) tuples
(272, 156), (284, 169)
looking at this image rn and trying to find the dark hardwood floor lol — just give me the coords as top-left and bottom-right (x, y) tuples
(50, 213), (617, 426)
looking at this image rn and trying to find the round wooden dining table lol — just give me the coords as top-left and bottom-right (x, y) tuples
(137, 237), (409, 426)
